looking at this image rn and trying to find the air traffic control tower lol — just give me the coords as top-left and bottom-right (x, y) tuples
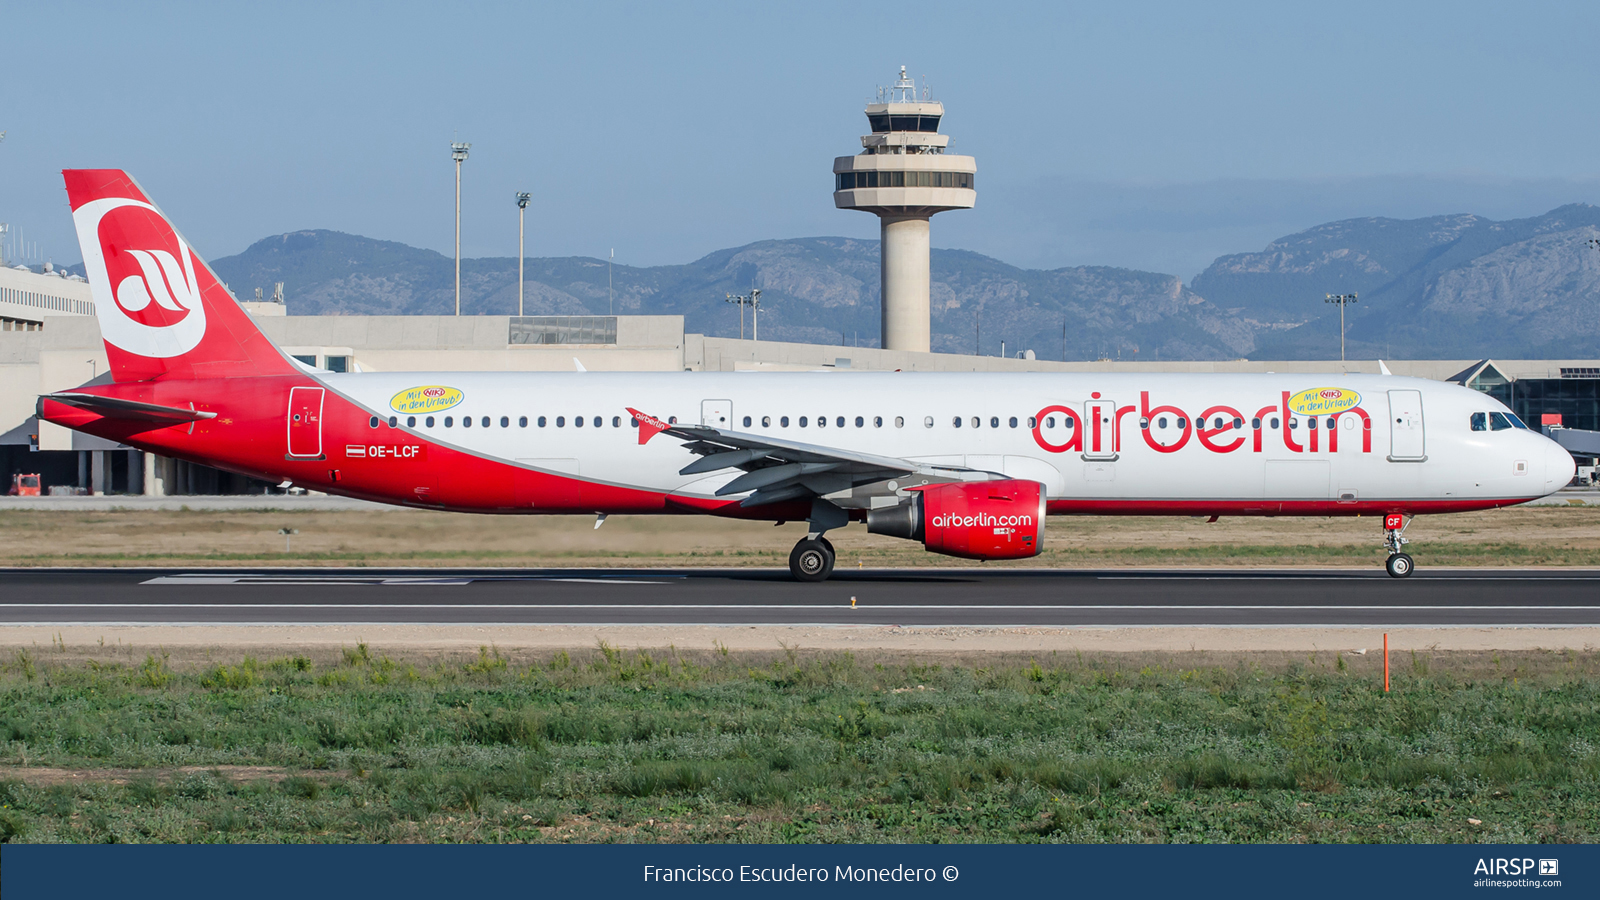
(834, 67), (976, 353)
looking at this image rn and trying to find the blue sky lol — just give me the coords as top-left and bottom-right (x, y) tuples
(4, 1), (1600, 280)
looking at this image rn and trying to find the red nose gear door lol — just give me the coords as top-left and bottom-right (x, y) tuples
(287, 387), (326, 459)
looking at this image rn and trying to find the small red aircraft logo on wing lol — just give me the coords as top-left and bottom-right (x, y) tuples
(626, 407), (671, 445)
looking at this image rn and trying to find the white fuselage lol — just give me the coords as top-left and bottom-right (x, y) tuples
(325, 370), (1573, 512)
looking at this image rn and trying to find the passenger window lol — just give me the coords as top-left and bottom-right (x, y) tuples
(1288, 418), (1297, 430)
(855, 416), (864, 427)
(873, 416), (882, 427)
(1233, 418), (1243, 429)
(1470, 413), (1487, 431)
(988, 417), (997, 428)
(1270, 417), (1279, 429)
(1158, 417), (1168, 429)
(1008, 417), (1017, 428)
(369, 416), (379, 428)
(538, 416), (547, 427)
(556, 417), (564, 427)
(387, 416), (397, 428)
(1063, 417), (1074, 429)
(924, 416), (934, 428)
(1045, 417), (1055, 428)
(799, 417), (808, 427)
(894, 416), (903, 428)
(463, 416), (472, 428)
(953, 416), (963, 428)
(971, 417), (980, 428)
(1140, 417), (1150, 429)
(743, 416), (752, 427)
(575, 416), (584, 428)
(1325, 417), (1335, 430)
(445, 416), (453, 427)
(593, 417), (602, 428)
(631, 417), (639, 427)
(1028, 417), (1037, 428)
(1177, 418), (1187, 429)
(817, 416), (826, 428)
(762, 416), (771, 427)
(519, 416), (528, 427)
(426, 416), (435, 428)
(500, 416), (509, 428)
(1251, 418), (1261, 429)
(1307, 418), (1317, 430)
(407, 416), (417, 428)
(612, 416), (620, 427)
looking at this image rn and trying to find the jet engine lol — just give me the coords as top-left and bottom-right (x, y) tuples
(866, 480), (1045, 560)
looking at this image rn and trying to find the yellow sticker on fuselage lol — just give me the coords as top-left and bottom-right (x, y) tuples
(1287, 386), (1361, 416)
(389, 385), (464, 414)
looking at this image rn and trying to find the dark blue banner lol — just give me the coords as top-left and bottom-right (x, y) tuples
(2, 843), (1592, 898)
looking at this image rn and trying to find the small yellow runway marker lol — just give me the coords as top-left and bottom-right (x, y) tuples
(851, 596), (857, 609)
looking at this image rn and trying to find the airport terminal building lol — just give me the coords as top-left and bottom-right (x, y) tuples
(2, 260), (1596, 496)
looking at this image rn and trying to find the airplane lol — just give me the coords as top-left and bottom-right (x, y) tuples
(37, 169), (1577, 581)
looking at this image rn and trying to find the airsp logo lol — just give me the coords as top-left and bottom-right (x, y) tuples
(72, 196), (209, 359)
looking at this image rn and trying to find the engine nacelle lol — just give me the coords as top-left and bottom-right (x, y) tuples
(866, 480), (1044, 560)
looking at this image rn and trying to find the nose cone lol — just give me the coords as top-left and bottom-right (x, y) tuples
(1546, 439), (1576, 492)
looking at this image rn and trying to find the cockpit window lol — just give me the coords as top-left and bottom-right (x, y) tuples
(1470, 413), (1487, 432)
(1489, 412), (1517, 431)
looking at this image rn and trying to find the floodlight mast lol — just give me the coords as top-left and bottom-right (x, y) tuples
(515, 192), (531, 317)
(724, 288), (762, 341)
(451, 141), (471, 316)
(1325, 292), (1358, 362)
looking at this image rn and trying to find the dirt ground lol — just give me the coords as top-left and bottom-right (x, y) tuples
(1, 505), (1597, 567)
(3, 624), (1597, 658)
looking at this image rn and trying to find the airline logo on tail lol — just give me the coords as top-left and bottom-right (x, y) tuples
(72, 196), (208, 359)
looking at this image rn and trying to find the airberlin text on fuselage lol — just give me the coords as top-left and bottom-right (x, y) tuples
(1032, 390), (1374, 456)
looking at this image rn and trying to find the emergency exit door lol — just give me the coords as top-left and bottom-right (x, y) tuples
(1387, 389), (1426, 461)
(287, 387), (326, 459)
(701, 399), (733, 429)
(1082, 398), (1119, 459)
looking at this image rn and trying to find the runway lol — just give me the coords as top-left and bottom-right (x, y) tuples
(2, 567), (1599, 627)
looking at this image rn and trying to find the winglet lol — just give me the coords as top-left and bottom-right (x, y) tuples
(627, 407), (670, 445)
(1378, 360), (1393, 376)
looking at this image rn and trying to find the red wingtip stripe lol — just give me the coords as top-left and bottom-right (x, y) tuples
(626, 407), (670, 445)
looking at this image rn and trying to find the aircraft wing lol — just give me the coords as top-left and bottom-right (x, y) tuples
(629, 407), (993, 507)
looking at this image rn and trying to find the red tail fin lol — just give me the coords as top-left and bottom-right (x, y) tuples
(63, 169), (298, 383)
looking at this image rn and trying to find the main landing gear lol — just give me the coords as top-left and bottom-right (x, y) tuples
(789, 499), (847, 582)
(1383, 513), (1414, 579)
(789, 536), (836, 582)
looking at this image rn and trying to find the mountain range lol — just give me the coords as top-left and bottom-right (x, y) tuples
(205, 204), (1600, 360)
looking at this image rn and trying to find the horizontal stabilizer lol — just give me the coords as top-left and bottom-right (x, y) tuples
(41, 392), (218, 425)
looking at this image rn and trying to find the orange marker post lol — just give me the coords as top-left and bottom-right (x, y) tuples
(1383, 633), (1390, 693)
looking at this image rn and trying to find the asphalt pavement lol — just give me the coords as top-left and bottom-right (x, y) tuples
(0, 567), (1597, 627)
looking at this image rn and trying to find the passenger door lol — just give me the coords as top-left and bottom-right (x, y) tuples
(1387, 390), (1426, 461)
(286, 387), (325, 459)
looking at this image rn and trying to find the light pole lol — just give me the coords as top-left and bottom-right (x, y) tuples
(1325, 292), (1358, 362)
(608, 248), (615, 315)
(725, 289), (762, 341)
(515, 192), (530, 317)
(451, 141), (471, 315)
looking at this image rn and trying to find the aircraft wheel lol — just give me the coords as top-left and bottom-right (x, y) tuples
(789, 538), (835, 583)
(819, 536), (836, 557)
(1385, 553), (1414, 579)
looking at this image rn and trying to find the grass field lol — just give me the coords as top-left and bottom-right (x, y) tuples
(2, 646), (1596, 843)
(2, 504), (1598, 568)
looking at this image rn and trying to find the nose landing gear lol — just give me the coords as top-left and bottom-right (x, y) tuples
(1383, 513), (1413, 578)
